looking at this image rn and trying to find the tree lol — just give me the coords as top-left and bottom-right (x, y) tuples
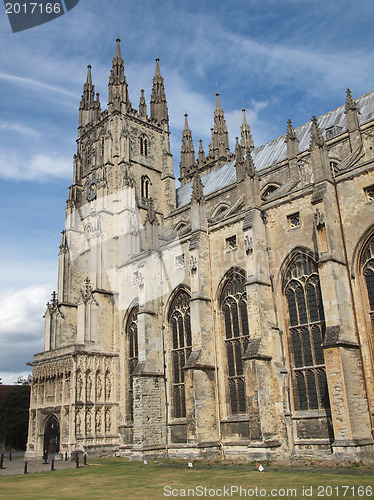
(0, 384), (31, 450)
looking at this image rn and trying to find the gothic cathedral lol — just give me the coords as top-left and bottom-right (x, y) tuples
(26, 39), (374, 462)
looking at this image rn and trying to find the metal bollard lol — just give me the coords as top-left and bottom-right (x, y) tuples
(24, 461), (28, 474)
(75, 454), (79, 468)
(0, 454), (4, 469)
(9, 452), (12, 462)
(65, 451), (68, 461)
(84, 454), (87, 466)
(51, 459), (55, 471)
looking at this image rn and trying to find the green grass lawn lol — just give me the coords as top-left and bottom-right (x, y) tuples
(0, 458), (373, 499)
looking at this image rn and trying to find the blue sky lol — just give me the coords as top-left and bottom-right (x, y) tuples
(0, 0), (374, 384)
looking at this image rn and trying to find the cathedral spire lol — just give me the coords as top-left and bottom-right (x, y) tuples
(150, 57), (169, 125)
(79, 64), (100, 131)
(285, 119), (299, 160)
(309, 116), (331, 182)
(198, 139), (205, 165)
(86, 63), (92, 86)
(108, 37), (131, 113)
(179, 114), (195, 183)
(139, 89), (147, 119)
(209, 93), (230, 158)
(310, 116), (325, 149)
(344, 89), (361, 150)
(345, 88), (358, 114)
(240, 109), (254, 151)
(115, 36), (121, 59)
(191, 169), (204, 205)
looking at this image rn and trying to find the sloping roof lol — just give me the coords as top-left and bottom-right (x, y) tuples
(176, 90), (374, 208)
(176, 161), (236, 207)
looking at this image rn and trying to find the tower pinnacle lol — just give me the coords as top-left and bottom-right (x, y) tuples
(179, 113), (196, 184)
(108, 37), (131, 113)
(310, 116), (325, 149)
(150, 57), (169, 124)
(209, 93), (230, 158)
(240, 108), (254, 151)
(79, 64), (101, 131)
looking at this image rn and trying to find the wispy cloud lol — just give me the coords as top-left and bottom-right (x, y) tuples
(0, 72), (77, 98)
(0, 121), (41, 137)
(0, 152), (71, 181)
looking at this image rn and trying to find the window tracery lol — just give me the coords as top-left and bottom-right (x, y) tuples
(361, 234), (374, 329)
(220, 270), (249, 415)
(126, 305), (139, 421)
(284, 253), (330, 411)
(168, 289), (192, 419)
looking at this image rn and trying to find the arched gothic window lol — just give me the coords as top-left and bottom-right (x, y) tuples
(168, 289), (192, 419)
(220, 270), (249, 415)
(126, 305), (139, 421)
(140, 135), (148, 156)
(141, 175), (151, 199)
(284, 253), (330, 411)
(361, 234), (374, 329)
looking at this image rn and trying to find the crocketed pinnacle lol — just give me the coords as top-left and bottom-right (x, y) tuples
(150, 57), (168, 123)
(191, 169), (204, 205)
(180, 113), (195, 176)
(139, 89), (147, 118)
(285, 119), (298, 143)
(345, 88), (358, 114)
(240, 109), (254, 151)
(310, 116), (325, 149)
(209, 93), (230, 156)
(198, 139), (205, 164)
(108, 37), (131, 111)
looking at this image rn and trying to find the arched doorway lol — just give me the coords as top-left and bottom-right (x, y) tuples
(43, 415), (60, 455)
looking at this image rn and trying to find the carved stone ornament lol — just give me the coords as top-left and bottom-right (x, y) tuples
(314, 208), (325, 230)
(80, 277), (98, 305)
(244, 235), (253, 255)
(46, 291), (64, 318)
(33, 358), (73, 381)
(137, 271), (144, 289)
(189, 255), (197, 274)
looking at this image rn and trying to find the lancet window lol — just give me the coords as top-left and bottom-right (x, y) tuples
(220, 270), (249, 415)
(141, 175), (151, 199)
(168, 289), (192, 419)
(126, 305), (139, 421)
(284, 253), (330, 411)
(140, 135), (148, 156)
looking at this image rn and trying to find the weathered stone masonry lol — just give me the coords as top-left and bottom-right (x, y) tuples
(26, 39), (374, 462)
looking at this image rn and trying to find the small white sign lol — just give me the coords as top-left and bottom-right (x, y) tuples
(188, 462), (193, 468)
(143, 459), (148, 465)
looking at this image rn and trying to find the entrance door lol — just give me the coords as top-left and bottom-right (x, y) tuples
(43, 415), (60, 455)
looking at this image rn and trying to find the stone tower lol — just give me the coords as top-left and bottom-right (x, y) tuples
(26, 40), (374, 462)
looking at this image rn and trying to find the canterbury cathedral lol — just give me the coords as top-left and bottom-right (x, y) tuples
(26, 38), (374, 462)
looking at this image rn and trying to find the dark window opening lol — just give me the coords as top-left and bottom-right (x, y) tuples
(284, 254), (330, 411)
(126, 305), (139, 421)
(362, 234), (374, 329)
(220, 271), (249, 415)
(168, 290), (192, 419)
